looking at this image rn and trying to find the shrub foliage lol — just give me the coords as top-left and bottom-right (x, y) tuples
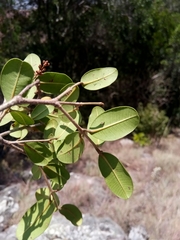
(0, 54), (139, 239)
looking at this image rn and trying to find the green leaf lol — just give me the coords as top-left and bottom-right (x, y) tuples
(10, 122), (28, 139)
(16, 198), (55, 240)
(81, 67), (118, 90)
(31, 165), (41, 180)
(59, 204), (82, 226)
(43, 163), (70, 188)
(87, 106), (105, 145)
(24, 142), (53, 166)
(1, 58), (34, 100)
(0, 112), (13, 126)
(89, 106), (139, 141)
(35, 187), (51, 201)
(98, 152), (133, 199)
(31, 104), (54, 121)
(55, 111), (80, 140)
(44, 118), (59, 139)
(56, 132), (84, 164)
(24, 53), (41, 72)
(39, 72), (72, 94)
(11, 110), (34, 125)
(60, 83), (79, 102)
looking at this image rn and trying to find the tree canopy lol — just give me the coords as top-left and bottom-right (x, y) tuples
(1, 0), (180, 125)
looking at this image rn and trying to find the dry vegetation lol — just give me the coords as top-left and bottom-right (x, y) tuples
(10, 134), (180, 240)
(60, 135), (180, 240)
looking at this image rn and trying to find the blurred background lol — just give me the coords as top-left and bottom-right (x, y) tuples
(1, 0), (180, 130)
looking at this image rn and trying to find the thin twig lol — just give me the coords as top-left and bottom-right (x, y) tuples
(7, 138), (56, 144)
(0, 123), (43, 138)
(19, 79), (40, 97)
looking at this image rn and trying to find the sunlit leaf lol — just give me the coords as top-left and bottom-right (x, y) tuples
(81, 67), (118, 90)
(60, 83), (80, 102)
(24, 142), (53, 166)
(0, 58), (34, 100)
(39, 72), (72, 94)
(98, 152), (133, 199)
(16, 198), (55, 240)
(31, 165), (41, 180)
(89, 106), (139, 141)
(0, 112), (13, 126)
(44, 118), (59, 139)
(56, 132), (84, 164)
(10, 122), (28, 139)
(55, 111), (80, 140)
(24, 53), (41, 72)
(87, 106), (105, 145)
(43, 163), (70, 188)
(59, 204), (82, 226)
(11, 110), (34, 125)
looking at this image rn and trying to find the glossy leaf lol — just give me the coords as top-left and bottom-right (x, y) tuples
(24, 53), (41, 72)
(81, 67), (118, 90)
(10, 122), (28, 139)
(31, 104), (54, 121)
(39, 72), (72, 94)
(89, 106), (139, 141)
(1, 58), (34, 100)
(59, 204), (82, 226)
(11, 110), (34, 125)
(98, 152), (133, 199)
(16, 198), (55, 240)
(87, 106), (105, 145)
(56, 132), (84, 164)
(24, 142), (53, 166)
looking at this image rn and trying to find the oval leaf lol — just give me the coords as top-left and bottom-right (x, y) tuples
(89, 106), (139, 141)
(56, 132), (84, 164)
(1, 58), (34, 100)
(55, 111), (80, 140)
(31, 165), (42, 180)
(24, 53), (41, 72)
(24, 142), (53, 166)
(16, 198), (55, 240)
(31, 104), (54, 121)
(10, 122), (28, 139)
(99, 152), (133, 199)
(43, 163), (70, 188)
(0, 112), (13, 126)
(87, 106), (105, 145)
(11, 110), (34, 125)
(81, 67), (118, 90)
(39, 72), (72, 94)
(59, 204), (82, 226)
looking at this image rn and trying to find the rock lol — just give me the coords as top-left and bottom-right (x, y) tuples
(37, 213), (128, 240)
(0, 213), (128, 240)
(0, 184), (20, 231)
(128, 226), (149, 240)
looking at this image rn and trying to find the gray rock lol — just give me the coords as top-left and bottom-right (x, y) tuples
(0, 213), (128, 240)
(0, 184), (20, 231)
(128, 226), (149, 240)
(37, 213), (128, 240)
